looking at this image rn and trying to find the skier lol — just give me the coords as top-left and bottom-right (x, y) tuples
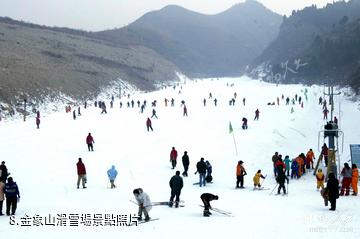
(254, 109), (260, 120)
(182, 151), (190, 177)
(352, 164), (358, 196)
(200, 193), (218, 217)
(76, 158), (87, 189)
(272, 152), (279, 177)
(170, 147), (178, 169)
(169, 171), (183, 208)
(196, 158), (207, 187)
(183, 105), (188, 116)
(340, 163), (352, 196)
(107, 165), (118, 189)
(0, 179), (4, 215)
(36, 116), (40, 129)
(214, 98), (217, 106)
(133, 188), (151, 221)
(4, 177), (20, 216)
(316, 169), (325, 190)
(276, 169), (289, 195)
(236, 160), (247, 188)
(253, 170), (266, 189)
(151, 109), (158, 119)
(319, 96), (323, 105)
(326, 172), (339, 210)
(334, 116), (338, 125)
(78, 106), (81, 116)
(146, 117), (153, 131)
(242, 98), (246, 106)
(241, 117), (248, 130)
(86, 133), (94, 151)
(274, 157), (286, 176)
(203, 98), (206, 106)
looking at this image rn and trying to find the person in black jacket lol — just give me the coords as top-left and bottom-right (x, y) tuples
(276, 168), (289, 195)
(182, 151), (190, 177)
(196, 158), (207, 187)
(169, 171), (183, 208)
(200, 193), (219, 217)
(4, 177), (20, 216)
(0, 161), (9, 183)
(326, 172), (339, 211)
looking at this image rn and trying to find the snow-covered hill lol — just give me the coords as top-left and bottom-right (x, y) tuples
(0, 76), (359, 238)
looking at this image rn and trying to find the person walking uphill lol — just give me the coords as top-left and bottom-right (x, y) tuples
(182, 151), (190, 177)
(107, 165), (118, 189)
(86, 133), (94, 151)
(236, 161), (247, 188)
(133, 188), (152, 221)
(200, 193), (218, 217)
(76, 158), (87, 189)
(4, 177), (20, 216)
(170, 147), (178, 169)
(169, 171), (183, 208)
(196, 158), (207, 187)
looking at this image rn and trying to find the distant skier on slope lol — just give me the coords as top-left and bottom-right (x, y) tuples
(276, 168), (289, 195)
(254, 109), (260, 120)
(86, 133), (95, 151)
(182, 151), (190, 177)
(170, 147), (178, 169)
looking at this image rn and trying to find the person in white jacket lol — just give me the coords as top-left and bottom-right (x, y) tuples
(133, 188), (152, 221)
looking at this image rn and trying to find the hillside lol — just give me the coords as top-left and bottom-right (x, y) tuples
(95, 0), (282, 77)
(249, 0), (360, 91)
(0, 17), (179, 115)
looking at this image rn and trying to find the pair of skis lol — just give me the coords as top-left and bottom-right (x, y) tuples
(199, 205), (233, 217)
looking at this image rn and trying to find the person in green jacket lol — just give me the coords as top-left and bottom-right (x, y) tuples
(283, 155), (291, 176)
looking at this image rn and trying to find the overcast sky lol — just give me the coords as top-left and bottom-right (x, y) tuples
(0, 0), (340, 31)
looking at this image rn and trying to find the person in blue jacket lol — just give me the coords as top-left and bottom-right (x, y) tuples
(107, 166), (118, 189)
(4, 177), (20, 216)
(291, 159), (299, 179)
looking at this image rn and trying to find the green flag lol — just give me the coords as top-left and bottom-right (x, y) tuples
(229, 121), (233, 134)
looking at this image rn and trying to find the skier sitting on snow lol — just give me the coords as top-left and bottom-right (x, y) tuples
(253, 170), (266, 189)
(200, 193), (218, 217)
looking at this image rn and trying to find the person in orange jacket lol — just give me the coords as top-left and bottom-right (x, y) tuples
(316, 169), (325, 190)
(295, 155), (303, 177)
(352, 164), (359, 196)
(306, 149), (315, 169)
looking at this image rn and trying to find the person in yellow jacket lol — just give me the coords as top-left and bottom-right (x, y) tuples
(316, 169), (325, 190)
(253, 170), (266, 189)
(352, 164), (359, 196)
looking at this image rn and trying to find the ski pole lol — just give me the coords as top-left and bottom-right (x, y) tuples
(269, 183), (278, 195)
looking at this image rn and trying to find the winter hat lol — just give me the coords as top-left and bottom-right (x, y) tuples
(215, 195), (219, 200)
(239, 160), (243, 164)
(1, 161), (4, 164)
(133, 189), (140, 195)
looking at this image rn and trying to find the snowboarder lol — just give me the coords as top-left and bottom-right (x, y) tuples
(326, 172), (339, 210)
(170, 147), (178, 169)
(196, 158), (207, 187)
(316, 169), (325, 190)
(254, 109), (259, 120)
(86, 133), (94, 151)
(169, 171), (183, 208)
(253, 170), (266, 189)
(146, 117), (153, 131)
(352, 164), (358, 196)
(236, 160), (247, 188)
(133, 188), (151, 221)
(200, 193), (218, 217)
(340, 163), (352, 196)
(182, 151), (190, 177)
(107, 165), (118, 189)
(4, 177), (20, 216)
(76, 158), (87, 189)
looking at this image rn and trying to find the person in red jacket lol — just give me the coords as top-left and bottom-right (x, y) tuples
(86, 133), (94, 151)
(170, 147), (178, 169)
(76, 158), (87, 189)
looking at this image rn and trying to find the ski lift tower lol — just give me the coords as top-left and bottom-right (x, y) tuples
(316, 86), (343, 179)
